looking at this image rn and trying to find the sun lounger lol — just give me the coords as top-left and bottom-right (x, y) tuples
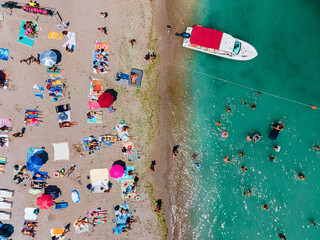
(129, 68), (143, 87)
(0, 118), (11, 132)
(55, 202), (68, 209)
(48, 31), (63, 40)
(0, 201), (12, 209)
(0, 211), (11, 220)
(24, 207), (38, 221)
(0, 189), (13, 198)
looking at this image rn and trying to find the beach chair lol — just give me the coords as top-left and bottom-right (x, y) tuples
(0, 189), (13, 198)
(55, 202), (68, 209)
(0, 211), (11, 220)
(0, 201), (12, 209)
(55, 104), (70, 113)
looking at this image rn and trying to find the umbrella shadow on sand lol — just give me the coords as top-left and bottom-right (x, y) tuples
(105, 89), (118, 102)
(112, 160), (126, 167)
(50, 49), (62, 64)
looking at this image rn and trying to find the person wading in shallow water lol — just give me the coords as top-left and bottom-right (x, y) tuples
(150, 160), (156, 172)
(172, 145), (179, 158)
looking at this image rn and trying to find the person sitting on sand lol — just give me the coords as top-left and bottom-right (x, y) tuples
(172, 145), (179, 157)
(223, 155), (230, 163)
(216, 121), (221, 126)
(25, 221), (38, 228)
(100, 11), (108, 18)
(298, 173), (306, 180)
(0, 137), (7, 147)
(244, 189), (252, 196)
(129, 39), (136, 47)
(263, 204), (269, 210)
(150, 160), (156, 172)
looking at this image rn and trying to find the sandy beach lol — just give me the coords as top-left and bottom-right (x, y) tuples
(0, 0), (173, 239)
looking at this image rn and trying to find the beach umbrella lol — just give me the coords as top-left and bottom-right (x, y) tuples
(0, 223), (14, 237)
(36, 194), (53, 209)
(39, 50), (57, 66)
(98, 92), (114, 108)
(27, 155), (42, 172)
(109, 165), (124, 179)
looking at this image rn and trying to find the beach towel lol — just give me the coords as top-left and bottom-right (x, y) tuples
(121, 178), (137, 199)
(53, 142), (69, 161)
(63, 32), (76, 50)
(88, 98), (100, 110)
(0, 118), (11, 132)
(48, 31), (63, 40)
(24, 109), (39, 126)
(99, 134), (118, 146)
(114, 204), (130, 226)
(87, 209), (107, 225)
(28, 189), (41, 195)
(18, 21), (37, 47)
(47, 67), (60, 73)
(90, 168), (109, 192)
(89, 78), (103, 96)
(0, 135), (8, 147)
(18, 36), (34, 47)
(82, 137), (100, 152)
(0, 48), (9, 61)
(73, 219), (89, 234)
(34, 92), (44, 99)
(87, 111), (103, 123)
(71, 190), (80, 203)
(117, 166), (134, 183)
(24, 208), (38, 221)
(92, 44), (109, 74)
(57, 110), (71, 123)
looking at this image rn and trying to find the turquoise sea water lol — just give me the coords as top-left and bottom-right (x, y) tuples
(180, 0), (320, 239)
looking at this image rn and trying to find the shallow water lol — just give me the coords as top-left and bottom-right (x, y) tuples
(173, 0), (320, 239)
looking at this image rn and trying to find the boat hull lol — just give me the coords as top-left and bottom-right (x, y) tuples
(182, 27), (258, 61)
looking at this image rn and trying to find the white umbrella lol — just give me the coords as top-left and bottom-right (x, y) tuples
(39, 50), (57, 66)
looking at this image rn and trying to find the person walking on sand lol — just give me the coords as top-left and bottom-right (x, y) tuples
(167, 25), (172, 33)
(98, 27), (108, 35)
(129, 39), (136, 47)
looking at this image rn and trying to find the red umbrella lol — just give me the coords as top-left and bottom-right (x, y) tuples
(98, 92), (114, 108)
(109, 165), (125, 179)
(37, 194), (53, 209)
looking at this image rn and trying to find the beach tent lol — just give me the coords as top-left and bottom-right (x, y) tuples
(27, 155), (42, 172)
(39, 50), (57, 66)
(37, 194), (53, 209)
(98, 92), (114, 108)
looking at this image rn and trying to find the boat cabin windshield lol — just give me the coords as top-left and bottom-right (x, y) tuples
(233, 41), (241, 55)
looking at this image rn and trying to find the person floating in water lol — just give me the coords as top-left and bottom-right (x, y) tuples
(216, 121), (221, 126)
(314, 145), (319, 151)
(226, 107), (231, 114)
(263, 204), (269, 210)
(269, 156), (275, 161)
(239, 152), (245, 158)
(246, 135), (252, 142)
(241, 166), (247, 172)
(298, 173), (306, 180)
(310, 221), (316, 225)
(251, 104), (256, 110)
(241, 100), (247, 105)
(244, 189), (252, 196)
(253, 134), (262, 142)
(278, 233), (286, 239)
(223, 155), (230, 163)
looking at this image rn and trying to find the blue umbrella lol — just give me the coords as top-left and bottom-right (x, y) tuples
(27, 155), (43, 172)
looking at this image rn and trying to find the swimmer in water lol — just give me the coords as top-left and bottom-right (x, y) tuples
(274, 145), (281, 152)
(246, 135), (252, 142)
(298, 173), (306, 180)
(241, 166), (247, 172)
(216, 121), (221, 126)
(223, 155), (230, 163)
(241, 100), (246, 105)
(251, 104), (256, 110)
(244, 189), (252, 196)
(257, 91), (261, 95)
(314, 145), (319, 151)
(310, 221), (316, 225)
(278, 233), (286, 239)
(263, 204), (269, 210)
(196, 163), (201, 169)
(269, 156), (275, 161)
(239, 152), (245, 158)
(254, 134), (262, 142)
(226, 107), (231, 114)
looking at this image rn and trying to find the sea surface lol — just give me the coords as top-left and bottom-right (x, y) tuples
(171, 0), (320, 239)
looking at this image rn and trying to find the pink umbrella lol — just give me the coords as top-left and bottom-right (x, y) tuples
(37, 194), (53, 209)
(109, 165), (125, 179)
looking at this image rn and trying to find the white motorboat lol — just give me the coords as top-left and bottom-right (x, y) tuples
(182, 25), (258, 61)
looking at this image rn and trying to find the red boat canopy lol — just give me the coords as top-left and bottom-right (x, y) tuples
(190, 25), (223, 49)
